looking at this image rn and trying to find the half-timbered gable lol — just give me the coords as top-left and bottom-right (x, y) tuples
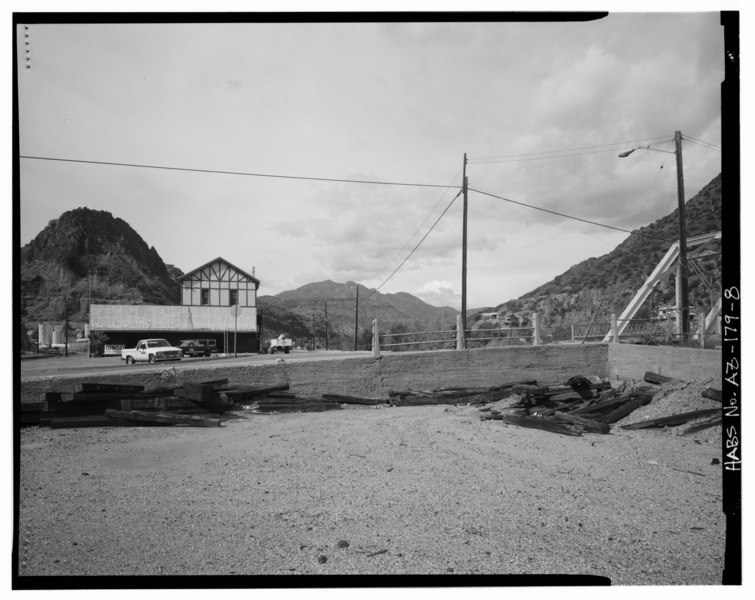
(178, 257), (260, 308)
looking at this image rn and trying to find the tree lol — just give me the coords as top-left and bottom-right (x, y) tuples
(89, 330), (109, 357)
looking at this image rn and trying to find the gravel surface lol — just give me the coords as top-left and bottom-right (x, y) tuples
(17, 380), (725, 585)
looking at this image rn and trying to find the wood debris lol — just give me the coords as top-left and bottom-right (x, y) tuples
(644, 371), (675, 385)
(479, 377), (660, 436)
(388, 380), (537, 406)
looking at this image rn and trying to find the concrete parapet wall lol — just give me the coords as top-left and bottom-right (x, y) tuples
(19, 344), (609, 404)
(606, 343), (721, 383)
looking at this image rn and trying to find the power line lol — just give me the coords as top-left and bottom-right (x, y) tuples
(19, 155), (459, 190)
(468, 186), (677, 243)
(681, 135), (722, 152)
(363, 189), (463, 304)
(469, 136), (674, 163)
(369, 167), (463, 289)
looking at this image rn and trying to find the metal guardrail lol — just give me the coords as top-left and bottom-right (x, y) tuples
(379, 326), (536, 351)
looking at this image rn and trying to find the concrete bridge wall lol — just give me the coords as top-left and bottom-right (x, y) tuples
(19, 344), (609, 404)
(19, 343), (721, 405)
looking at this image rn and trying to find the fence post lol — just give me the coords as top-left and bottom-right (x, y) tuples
(372, 319), (380, 357)
(699, 318), (705, 349)
(532, 313), (541, 346)
(611, 313), (619, 343)
(571, 324), (575, 341)
(456, 314), (465, 350)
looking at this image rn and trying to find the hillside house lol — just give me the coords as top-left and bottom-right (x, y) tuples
(90, 257), (261, 354)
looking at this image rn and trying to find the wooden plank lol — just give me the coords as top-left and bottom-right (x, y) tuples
(199, 378), (230, 387)
(597, 392), (655, 424)
(489, 379), (538, 390)
(683, 416), (722, 435)
(58, 387), (182, 402)
(105, 409), (222, 427)
(321, 394), (386, 405)
(500, 414), (582, 436)
(644, 371), (674, 385)
(701, 388), (723, 403)
(534, 398), (589, 416)
(218, 384), (291, 402)
(253, 403), (342, 412)
(176, 382), (214, 403)
(571, 393), (640, 416)
(551, 412), (611, 434)
(73, 382), (145, 394)
(50, 415), (141, 428)
(620, 408), (720, 430)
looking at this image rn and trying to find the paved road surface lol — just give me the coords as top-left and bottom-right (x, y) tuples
(21, 350), (374, 379)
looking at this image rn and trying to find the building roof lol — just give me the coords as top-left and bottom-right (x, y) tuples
(177, 256), (261, 285)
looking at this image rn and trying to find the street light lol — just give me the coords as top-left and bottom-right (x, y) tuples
(618, 131), (689, 341)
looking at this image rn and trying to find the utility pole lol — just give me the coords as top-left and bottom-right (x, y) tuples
(312, 313), (316, 351)
(353, 286), (359, 351)
(324, 302), (330, 350)
(461, 152), (468, 349)
(674, 130), (690, 342)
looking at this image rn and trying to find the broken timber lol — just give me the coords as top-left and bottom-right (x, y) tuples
(620, 408), (720, 430)
(701, 388), (722, 403)
(105, 409), (222, 427)
(500, 414), (582, 437)
(643, 372), (674, 385)
(683, 416), (722, 435)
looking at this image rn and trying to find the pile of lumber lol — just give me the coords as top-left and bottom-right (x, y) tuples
(23, 380), (312, 428)
(479, 377), (658, 436)
(388, 380), (537, 407)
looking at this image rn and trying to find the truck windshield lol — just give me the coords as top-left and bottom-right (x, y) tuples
(147, 340), (171, 348)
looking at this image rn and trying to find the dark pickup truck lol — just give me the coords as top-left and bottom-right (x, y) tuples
(179, 339), (212, 357)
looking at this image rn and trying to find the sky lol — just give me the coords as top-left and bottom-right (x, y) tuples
(14, 9), (727, 311)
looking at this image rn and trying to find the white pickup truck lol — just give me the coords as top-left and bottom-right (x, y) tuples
(121, 339), (183, 364)
(269, 334), (293, 354)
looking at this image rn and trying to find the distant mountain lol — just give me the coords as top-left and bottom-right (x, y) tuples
(20, 207), (181, 322)
(478, 173), (722, 340)
(258, 281), (459, 350)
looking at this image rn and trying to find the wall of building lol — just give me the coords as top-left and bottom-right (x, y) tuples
(606, 343), (722, 382)
(91, 304), (258, 332)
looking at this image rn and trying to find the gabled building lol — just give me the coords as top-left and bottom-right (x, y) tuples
(90, 257), (261, 354)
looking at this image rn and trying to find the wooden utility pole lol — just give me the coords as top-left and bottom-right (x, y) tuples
(353, 286), (359, 351)
(324, 301), (329, 350)
(461, 153), (468, 349)
(674, 130), (690, 342)
(312, 313), (316, 350)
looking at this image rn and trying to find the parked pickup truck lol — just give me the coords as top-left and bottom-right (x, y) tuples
(269, 334), (293, 354)
(179, 339), (212, 357)
(121, 339), (183, 364)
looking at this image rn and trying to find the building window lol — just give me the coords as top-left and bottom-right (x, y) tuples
(229, 290), (238, 306)
(201, 288), (210, 305)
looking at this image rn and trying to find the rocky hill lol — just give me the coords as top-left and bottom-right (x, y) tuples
(478, 173), (722, 340)
(258, 281), (459, 350)
(20, 207), (182, 322)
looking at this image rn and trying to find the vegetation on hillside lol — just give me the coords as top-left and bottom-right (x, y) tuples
(486, 174), (722, 341)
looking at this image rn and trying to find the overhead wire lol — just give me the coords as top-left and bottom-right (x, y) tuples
(19, 155), (459, 190)
(467, 187), (677, 244)
(368, 166), (464, 291)
(469, 135), (674, 163)
(681, 135), (722, 152)
(362, 188), (463, 304)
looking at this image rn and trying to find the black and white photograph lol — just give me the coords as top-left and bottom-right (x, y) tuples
(11, 4), (742, 591)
